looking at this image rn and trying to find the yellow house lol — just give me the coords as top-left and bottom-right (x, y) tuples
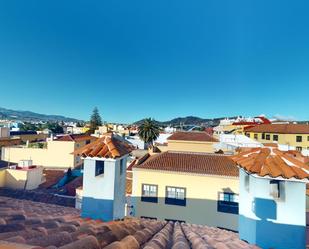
(245, 124), (309, 151)
(162, 131), (218, 153)
(132, 151), (239, 231)
(1, 134), (97, 169)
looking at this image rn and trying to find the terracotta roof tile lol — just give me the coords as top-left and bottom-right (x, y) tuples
(57, 134), (97, 142)
(0, 196), (260, 249)
(231, 148), (309, 180)
(134, 151), (238, 177)
(168, 131), (218, 142)
(245, 124), (309, 134)
(74, 134), (133, 159)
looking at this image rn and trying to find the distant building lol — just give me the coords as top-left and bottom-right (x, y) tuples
(215, 134), (262, 154)
(64, 126), (90, 134)
(132, 151), (239, 231)
(74, 133), (132, 221)
(0, 159), (44, 190)
(0, 127), (10, 138)
(159, 131), (218, 153)
(213, 116), (271, 137)
(10, 130), (48, 143)
(232, 148), (309, 249)
(245, 123), (309, 152)
(1, 134), (96, 169)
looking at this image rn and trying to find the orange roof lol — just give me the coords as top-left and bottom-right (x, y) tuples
(134, 151), (238, 177)
(74, 134), (132, 159)
(231, 148), (309, 181)
(245, 124), (309, 134)
(167, 131), (218, 142)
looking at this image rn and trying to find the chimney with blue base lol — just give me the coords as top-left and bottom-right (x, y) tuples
(74, 134), (132, 221)
(232, 148), (308, 249)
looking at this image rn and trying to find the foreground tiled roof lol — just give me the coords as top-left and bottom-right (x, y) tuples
(74, 134), (133, 159)
(134, 151), (238, 177)
(0, 188), (76, 207)
(0, 196), (259, 249)
(168, 131), (218, 142)
(245, 124), (309, 134)
(57, 134), (97, 142)
(231, 148), (309, 180)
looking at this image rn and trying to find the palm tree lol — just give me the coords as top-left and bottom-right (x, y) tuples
(138, 118), (160, 149)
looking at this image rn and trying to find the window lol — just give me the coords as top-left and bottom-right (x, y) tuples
(245, 133), (250, 138)
(165, 186), (186, 206)
(296, 146), (302, 151)
(120, 159), (124, 175)
(307, 136), (309, 141)
(141, 184), (158, 203)
(244, 173), (250, 191)
(86, 140), (91, 144)
(217, 192), (239, 214)
(262, 133), (265, 139)
(254, 134), (258, 140)
(95, 160), (105, 176)
(265, 134), (270, 140)
(273, 135), (278, 141)
(270, 180), (280, 199)
(296, 136), (302, 142)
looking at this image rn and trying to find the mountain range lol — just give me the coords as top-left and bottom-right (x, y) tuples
(134, 116), (238, 127)
(0, 106), (236, 127)
(0, 107), (82, 123)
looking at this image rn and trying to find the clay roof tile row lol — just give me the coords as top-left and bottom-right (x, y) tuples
(245, 124), (309, 134)
(231, 148), (309, 180)
(74, 134), (133, 159)
(167, 131), (219, 142)
(134, 151), (238, 177)
(0, 196), (260, 249)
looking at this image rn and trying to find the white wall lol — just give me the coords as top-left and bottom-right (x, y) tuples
(239, 169), (306, 226)
(83, 158), (116, 200)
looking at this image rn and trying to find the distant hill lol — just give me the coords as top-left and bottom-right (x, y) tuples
(0, 107), (82, 122)
(134, 116), (238, 127)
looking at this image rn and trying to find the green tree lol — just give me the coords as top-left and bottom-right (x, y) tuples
(138, 118), (160, 149)
(19, 122), (38, 131)
(89, 107), (102, 133)
(42, 122), (64, 134)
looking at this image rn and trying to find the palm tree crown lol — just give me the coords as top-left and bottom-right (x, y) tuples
(138, 118), (160, 147)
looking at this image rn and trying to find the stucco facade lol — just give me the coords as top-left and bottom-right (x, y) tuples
(132, 168), (239, 231)
(1, 139), (92, 168)
(247, 132), (309, 151)
(81, 156), (128, 221)
(167, 140), (215, 153)
(0, 166), (43, 190)
(239, 169), (306, 249)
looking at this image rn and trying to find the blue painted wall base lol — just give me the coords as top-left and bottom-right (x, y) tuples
(82, 197), (114, 221)
(239, 215), (306, 249)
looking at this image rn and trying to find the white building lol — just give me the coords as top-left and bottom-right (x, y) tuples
(215, 134), (262, 153)
(74, 134), (132, 221)
(232, 147), (309, 249)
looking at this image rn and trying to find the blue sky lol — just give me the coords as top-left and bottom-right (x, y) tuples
(0, 0), (308, 123)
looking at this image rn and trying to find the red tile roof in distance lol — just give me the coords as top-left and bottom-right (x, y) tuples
(167, 131), (218, 142)
(74, 134), (133, 159)
(134, 151), (238, 177)
(57, 134), (97, 142)
(231, 148), (309, 181)
(245, 124), (309, 134)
